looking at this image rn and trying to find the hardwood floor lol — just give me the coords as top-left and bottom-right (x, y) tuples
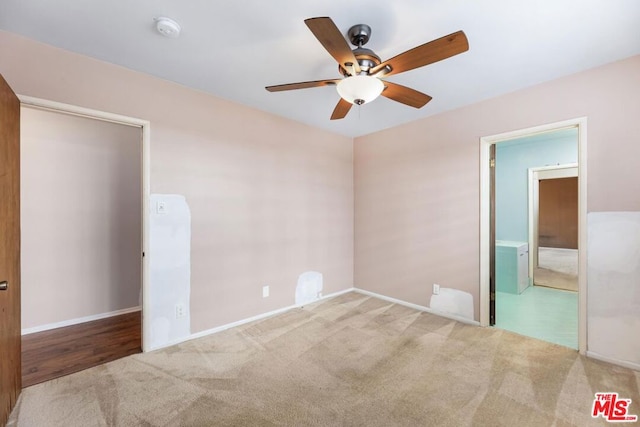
(22, 311), (142, 388)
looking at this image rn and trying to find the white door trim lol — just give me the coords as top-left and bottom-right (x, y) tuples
(479, 117), (587, 355)
(18, 95), (152, 352)
(528, 164), (578, 278)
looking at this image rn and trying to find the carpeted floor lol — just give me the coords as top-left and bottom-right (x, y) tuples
(536, 247), (579, 292)
(8, 292), (639, 426)
(533, 267), (578, 292)
(538, 247), (578, 277)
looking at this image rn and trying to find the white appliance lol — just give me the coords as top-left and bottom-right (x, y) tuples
(496, 240), (529, 294)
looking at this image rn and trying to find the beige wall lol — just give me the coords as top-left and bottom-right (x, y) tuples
(0, 30), (354, 333)
(21, 107), (142, 329)
(355, 55), (640, 319)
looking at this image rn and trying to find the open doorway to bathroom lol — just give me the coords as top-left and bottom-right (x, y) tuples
(494, 129), (578, 348)
(480, 118), (587, 354)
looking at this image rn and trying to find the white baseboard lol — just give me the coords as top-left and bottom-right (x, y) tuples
(149, 287), (356, 351)
(353, 288), (480, 326)
(22, 306), (141, 336)
(151, 287), (484, 352)
(586, 351), (640, 372)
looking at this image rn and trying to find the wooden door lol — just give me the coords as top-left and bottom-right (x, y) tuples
(0, 73), (21, 425)
(538, 177), (578, 249)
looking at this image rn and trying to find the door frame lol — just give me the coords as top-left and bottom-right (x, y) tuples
(479, 117), (587, 354)
(528, 164), (578, 278)
(18, 95), (152, 352)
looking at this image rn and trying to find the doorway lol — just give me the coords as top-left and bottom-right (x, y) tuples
(479, 118), (587, 354)
(529, 165), (578, 293)
(17, 96), (151, 384)
(494, 134), (578, 348)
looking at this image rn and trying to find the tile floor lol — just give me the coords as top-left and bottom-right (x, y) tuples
(495, 285), (578, 349)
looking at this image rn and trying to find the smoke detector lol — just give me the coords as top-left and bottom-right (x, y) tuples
(155, 17), (181, 38)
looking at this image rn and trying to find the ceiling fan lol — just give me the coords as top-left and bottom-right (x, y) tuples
(266, 17), (469, 120)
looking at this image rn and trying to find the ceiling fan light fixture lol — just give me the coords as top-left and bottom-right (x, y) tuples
(266, 17), (468, 119)
(336, 75), (384, 105)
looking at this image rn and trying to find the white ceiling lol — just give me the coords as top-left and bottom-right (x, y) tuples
(1, 0), (639, 137)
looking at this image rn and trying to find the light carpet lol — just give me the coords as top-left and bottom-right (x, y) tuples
(8, 292), (639, 426)
(536, 247), (579, 292)
(538, 247), (578, 277)
(534, 267), (578, 292)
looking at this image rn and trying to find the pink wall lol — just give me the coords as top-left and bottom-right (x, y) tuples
(21, 108), (142, 329)
(355, 55), (640, 319)
(3, 27), (638, 339)
(0, 31), (354, 333)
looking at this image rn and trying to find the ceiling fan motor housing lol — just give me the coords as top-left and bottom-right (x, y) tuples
(337, 24), (383, 76)
(338, 47), (381, 76)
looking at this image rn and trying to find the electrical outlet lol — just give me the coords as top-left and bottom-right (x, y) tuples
(433, 284), (440, 295)
(262, 285), (269, 298)
(175, 303), (185, 319)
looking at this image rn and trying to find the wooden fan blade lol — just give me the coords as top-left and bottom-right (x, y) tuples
(266, 79), (339, 92)
(381, 81), (432, 108)
(331, 98), (352, 120)
(305, 17), (361, 75)
(371, 31), (468, 77)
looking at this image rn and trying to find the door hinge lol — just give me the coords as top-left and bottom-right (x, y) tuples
(490, 158), (496, 168)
